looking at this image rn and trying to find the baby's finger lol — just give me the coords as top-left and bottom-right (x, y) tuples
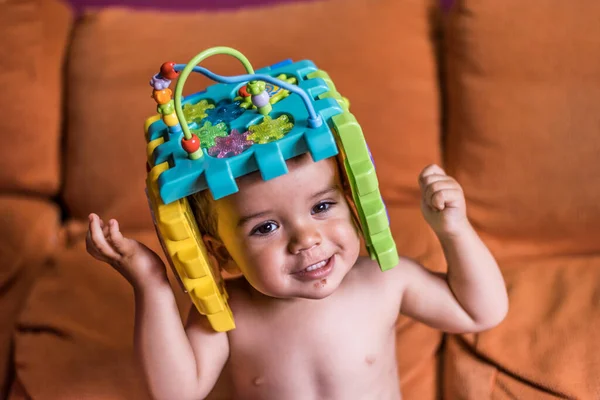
(85, 228), (98, 254)
(430, 188), (463, 211)
(86, 227), (112, 263)
(419, 165), (446, 190)
(419, 164), (446, 180)
(424, 179), (460, 201)
(420, 174), (450, 191)
(99, 217), (110, 238)
(87, 214), (101, 249)
(108, 219), (133, 256)
(89, 214), (121, 260)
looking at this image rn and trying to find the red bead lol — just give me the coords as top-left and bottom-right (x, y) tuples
(181, 134), (201, 153)
(160, 62), (179, 80)
(238, 85), (250, 97)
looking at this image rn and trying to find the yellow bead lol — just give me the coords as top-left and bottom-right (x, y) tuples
(163, 113), (179, 126)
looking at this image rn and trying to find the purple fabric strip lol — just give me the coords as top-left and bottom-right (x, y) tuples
(440, 0), (454, 12)
(68, 0), (307, 12)
(68, 0), (453, 12)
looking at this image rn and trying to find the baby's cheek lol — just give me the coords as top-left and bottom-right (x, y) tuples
(338, 201), (361, 234)
(331, 215), (361, 243)
(240, 247), (283, 286)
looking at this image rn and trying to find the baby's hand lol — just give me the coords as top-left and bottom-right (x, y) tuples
(86, 213), (167, 288)
(419, 164), (469, 237)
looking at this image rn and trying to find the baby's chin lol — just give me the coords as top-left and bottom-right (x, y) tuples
(251, 280), (341, 301)
(305, 277), (346, 299)
(292, 285), (339, 300)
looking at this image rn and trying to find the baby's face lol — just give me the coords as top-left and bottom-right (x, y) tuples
(212, 154), (361, 300)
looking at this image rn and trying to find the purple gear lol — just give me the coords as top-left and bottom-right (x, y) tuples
(208, 129), (254, 158)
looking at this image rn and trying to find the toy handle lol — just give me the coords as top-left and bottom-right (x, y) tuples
(174, 47), (256, 142)
(172, 47), (324, 149)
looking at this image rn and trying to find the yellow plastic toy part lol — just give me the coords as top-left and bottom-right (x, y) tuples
(146, 160), (235, 332)
(144, 114), (162, 141)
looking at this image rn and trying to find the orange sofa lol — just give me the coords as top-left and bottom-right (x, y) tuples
(2, 0), (599, 398)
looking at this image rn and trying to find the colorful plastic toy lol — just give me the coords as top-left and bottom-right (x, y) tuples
(145, 47), (398, 332)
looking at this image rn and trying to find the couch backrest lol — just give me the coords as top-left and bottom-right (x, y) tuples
(61, 0), (444, 232)
(0, 1), (72, 396)
(0, 0), (72, 197)
(443, 0), (600, 259)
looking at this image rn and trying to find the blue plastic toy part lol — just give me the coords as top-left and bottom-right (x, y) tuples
(147, 59), (342, 203)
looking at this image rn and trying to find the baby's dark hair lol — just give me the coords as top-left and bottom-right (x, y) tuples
(189, 190), (219, 238)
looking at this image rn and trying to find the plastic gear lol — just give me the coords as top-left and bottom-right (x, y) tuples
(208, 129), (253, 158)
(191, 121), (229, 149)
(203, 99), (245, 125)
(247, 115), (294, 144)
(183, 100), (215, 124)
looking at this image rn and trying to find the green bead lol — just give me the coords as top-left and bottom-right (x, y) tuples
(247, 80), (266, 95)
(158, 100), (175, 115)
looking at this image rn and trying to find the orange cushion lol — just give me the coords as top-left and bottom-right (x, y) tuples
(443, 0), (600, 259)
(0, 195), (60, 398)
(0, 0), (71, 196)
(62, 0), (442, 229)
(443, 256), (600, 399)
(442, 1), (600, 397)
(390, 206), (445, 398)
(13, 229), (191, 400)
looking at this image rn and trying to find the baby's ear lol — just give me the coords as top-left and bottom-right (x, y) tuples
(202, 234), (241, 276)
(203, 234), (229, 262)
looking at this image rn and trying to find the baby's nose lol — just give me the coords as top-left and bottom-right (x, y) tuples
(288, 224), (322, 254)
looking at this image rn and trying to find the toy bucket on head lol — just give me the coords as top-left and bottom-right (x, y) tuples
(144, 47), (398, 332)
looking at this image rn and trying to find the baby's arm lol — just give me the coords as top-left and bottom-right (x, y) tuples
(86, 214), (227, 400)
(397, 165), (509, 333)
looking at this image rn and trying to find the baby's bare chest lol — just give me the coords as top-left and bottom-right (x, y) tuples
(212, 288), (402, 399)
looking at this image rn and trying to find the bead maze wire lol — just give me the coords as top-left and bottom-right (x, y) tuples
(150, 46), (323, 160)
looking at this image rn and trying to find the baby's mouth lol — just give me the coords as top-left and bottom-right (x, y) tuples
(305, 259), (328, 272)
(292, 256), (335, 281)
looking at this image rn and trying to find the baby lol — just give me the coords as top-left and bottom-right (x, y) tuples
(86, 154), (508, 400)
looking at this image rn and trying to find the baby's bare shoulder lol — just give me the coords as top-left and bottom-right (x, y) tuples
(349, 255), (415, 280)
(346, 256), (384, 281)
(346, 255), (422, 295)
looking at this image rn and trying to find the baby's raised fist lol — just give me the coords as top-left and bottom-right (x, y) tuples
(418, 165), (469, 236)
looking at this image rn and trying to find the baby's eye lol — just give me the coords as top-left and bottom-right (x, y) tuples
(251, 221), (279, 236)
(312, 201), (335, 215)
